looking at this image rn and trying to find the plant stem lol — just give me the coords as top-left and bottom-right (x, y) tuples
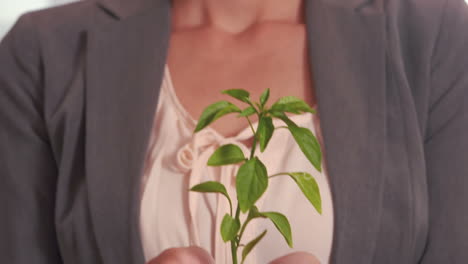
(235, 204), (240, 220)
(231, 205), (241, 264)
(246, 117), (258, 159)
(268, 172), (289, 178)
(231, 240), (238, 264)
(250, 137), (257, 159)
(234, 111), (262, 263)
(228, 197), (233, 217)
(235, 205), (240, 219)
(246, 117), (256, 137)
(246, 100), (260, 115)
(238, 217), (252, 244)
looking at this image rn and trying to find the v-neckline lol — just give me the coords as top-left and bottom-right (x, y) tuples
(163, 64), (316, 141)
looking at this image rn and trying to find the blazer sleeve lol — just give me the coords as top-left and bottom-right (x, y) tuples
(0, 13), (63, 263)
(420, 0), (468, 262)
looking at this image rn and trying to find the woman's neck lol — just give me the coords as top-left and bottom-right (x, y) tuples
(171, 0), (304, 33)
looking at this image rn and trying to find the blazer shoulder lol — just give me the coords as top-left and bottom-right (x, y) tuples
(9, 0), (115, 46)
(385, 0), (467, 39)
(0, 0), (118, 118)
(384, 0), (468, 69)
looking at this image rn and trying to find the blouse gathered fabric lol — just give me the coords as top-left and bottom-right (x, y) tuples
(139, 65), (335, 264)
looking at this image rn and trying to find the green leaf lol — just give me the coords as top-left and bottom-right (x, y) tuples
(268, 110), (287, 119)
(260, 88), (270, 107)
(222, 89), (250, 103)
(221, 214), (241, 242)
(194, 101), (241, 132)
(287, 172), (322, 214)
(257, 116), (274, 152)
(190, 181), (231, 203)
(247, 205), (264, 220)
(238, 106), (256, 117)
(288, 125), (322, 172)
(207, 144), (246, 166)
(274, 114), (322, 172)
(270, 96), (316, 114)
(241, 230), (267, 262)
(236, 158), (268, 213)
(261, 212), (293, 247)
(191, 181), (234, 215)
(270, 111), (297, 129)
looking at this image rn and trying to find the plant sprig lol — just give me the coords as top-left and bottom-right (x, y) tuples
(190, 88), (322, 264)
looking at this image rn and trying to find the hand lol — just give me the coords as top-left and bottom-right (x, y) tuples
(147, 246), (215, 264)
(269, 252), (321, 264)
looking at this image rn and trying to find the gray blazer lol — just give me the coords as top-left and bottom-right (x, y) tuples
(0, 0), (467, 263)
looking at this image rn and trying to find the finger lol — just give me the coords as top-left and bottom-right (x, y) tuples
(148, 247), (215, 264)
(186, 246), (215, 264)
(269, 251), (320, 264)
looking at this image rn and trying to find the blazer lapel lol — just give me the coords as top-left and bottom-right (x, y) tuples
(305, 0), (387, 262)
(85, 1), (171, 263)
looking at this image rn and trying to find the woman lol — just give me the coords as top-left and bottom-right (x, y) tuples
(0, 0), (467, 263)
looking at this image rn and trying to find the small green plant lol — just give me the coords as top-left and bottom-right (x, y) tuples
(190, 88), (322, 264)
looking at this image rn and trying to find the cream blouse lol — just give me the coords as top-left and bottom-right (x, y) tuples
(139, 65), (334, 264)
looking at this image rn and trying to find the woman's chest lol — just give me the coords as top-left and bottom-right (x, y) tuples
(139, 94), (333, 263)
(166, 25), (316, 137)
